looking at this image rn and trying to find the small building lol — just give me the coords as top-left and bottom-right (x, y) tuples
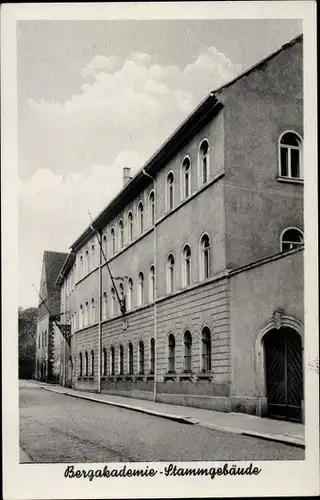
(35, 250), (68, 383)
(57, 34), (304, 421)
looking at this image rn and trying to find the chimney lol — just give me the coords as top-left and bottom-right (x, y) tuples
(123, 167), (132, 187)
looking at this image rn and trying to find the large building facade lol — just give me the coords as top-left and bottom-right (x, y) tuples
(35, 251), (68, 382)
(56, 35), (304, 421)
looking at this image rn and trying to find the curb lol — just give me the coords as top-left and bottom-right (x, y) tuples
(39, 386), (305, 449)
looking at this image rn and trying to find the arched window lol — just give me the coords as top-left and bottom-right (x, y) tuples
(102, 292), (107, 321)
(110, 227), (115, 255)
(168, 334), (175, 373)
(150, 338), (155, 374)
(91, 244), (95, 268)
(138, 272), (144, 306)
(199, 139), (209, 186)
(102, 234), (107, 261)
(166, 172), (174, 211)
(149, 191), (155, 226)
(139, 340), (145, 374)
(200, 234), (210, 280)
(119, 220), (124, 249)
(110, 346), (115, 375)
(111, 287), (116, 316)
(128, 343), (134, 375)
(91, 350), (94, 376)
(279, 131), (302, 179)
(127, 278), (133, 310)
(167, 253), (175, 293)
(182, 244), (191, 287)
(182, 156), (191, 199)
(79, 304), (83, 329)
(80, 255), (84, 278)
(85, 249), (90, 274)
(280, 228), (304, 252)
(201, 327), (211, 372)
(85, 351), (88, 376)
(79, 352), (83, 377)
(90, 298), (95, 324)
(127, 211), (133, 242)
(149, 265), (155, 302)
(102, 347), (107, 376)
(84, 301), (89, 326)
(119, 344), (124, 375)
(138, 202), (144, 234)
(184, 330), (192, 372)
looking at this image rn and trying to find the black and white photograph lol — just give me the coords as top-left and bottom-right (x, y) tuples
(2, 1), (319, 499)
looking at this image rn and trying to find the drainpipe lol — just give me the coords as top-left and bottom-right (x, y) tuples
(142, 169), (157, 402)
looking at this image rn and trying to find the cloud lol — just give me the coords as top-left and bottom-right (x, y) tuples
(20, 46), (241, 182)
(18, 46), (241, 306)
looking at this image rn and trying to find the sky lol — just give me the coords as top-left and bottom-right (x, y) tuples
(17, 19), (302, 308)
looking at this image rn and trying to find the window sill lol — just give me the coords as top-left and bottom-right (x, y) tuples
(277, 176), (304, 184)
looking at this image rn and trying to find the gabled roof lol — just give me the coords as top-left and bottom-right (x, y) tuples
(58, 33), (303, 280)
(40, 251), (68, 315)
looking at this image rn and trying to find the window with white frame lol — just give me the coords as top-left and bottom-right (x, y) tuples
(110, 346), (115, 375)
(90, 298), (95, 324)
(168, 334), (175, 373)
(138, 202), (144, 235)
(166, 253), (175, 293)
(149, 190), (155, 226)
(166, 172), (174, 211)
(279, 131), (303, 179)
(91, 244), (95, 269)
(102, 234), (107, 261)
(85, 249), (90, 274)
(85, 351), (89, 376)
(139, 340), (145, 374)
(119, 344), (124, 375)
(182, 156), (191, 199)
(119, 220), (124, 249)
(110, 228), (116, 255)
(183, 330), (192, 372)
(84, 301), (89, 326)
(102, 292), (107, 320)
(201, 327), (211, 372)
(80, 255), (84, 278)
(102, 347), (107, 376)
(149, 265), (155, 302)
(182, 244), (191, 287)
(127, 211), (133, 242)
(79, 304), (83, 329)
(119, 282), (124, 311)
(200, 234), (210, 280)
(91, 350), (94, 376)
(150, 338), (155, 374)
(199, 139), (209, 186)
(79, 352), (83, 377)
(128, 342), (133, 374)
(127, 278), (133, 310)
(280, 227), (304, 252)
(138, 271), (144, 306)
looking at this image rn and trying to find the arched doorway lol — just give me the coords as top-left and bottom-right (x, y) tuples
(264, 327), (303, 422)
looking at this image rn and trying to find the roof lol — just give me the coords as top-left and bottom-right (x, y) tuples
(58, 33), (303, 280)
(42, 251), (68, 313)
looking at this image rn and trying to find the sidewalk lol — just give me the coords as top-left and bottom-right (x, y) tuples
(32, 381), (304, 448)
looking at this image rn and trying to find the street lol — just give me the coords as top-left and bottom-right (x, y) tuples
(19, 380), (304, 463)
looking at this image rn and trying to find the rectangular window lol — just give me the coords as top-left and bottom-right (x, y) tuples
(280, 148), (288, 177)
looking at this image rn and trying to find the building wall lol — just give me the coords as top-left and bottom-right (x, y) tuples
(229, 250), (304, 415)
(221, 37), (303, 269)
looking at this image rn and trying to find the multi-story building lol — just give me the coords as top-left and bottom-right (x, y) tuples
(35, 250), (68, 382)
(56, 34), (304, 421)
